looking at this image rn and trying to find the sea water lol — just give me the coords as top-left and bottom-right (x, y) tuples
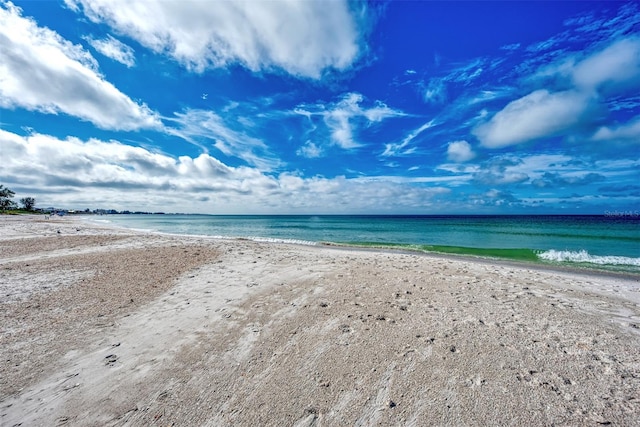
(90, 215), (640, 274)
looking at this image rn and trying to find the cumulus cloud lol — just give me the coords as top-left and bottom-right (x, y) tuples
(477, 189), (520, 206)
(591, 115), (640, 144)
(297, 92), (405, 150)
(0, 2), (160, 130)
(1, 129), (456, 214)
(572, 37), (640, 90)
(469, 157), (529, 185)
(531, 37), (640, 94)
(297, 141), (323, 158)
(532, 172), (605, 188)
(64, 0), (367, 79)
(85, 34), (135, 67)
(473, 90), (592, 148)
(0, 128), (281, 208)
(446, 140), (476, 163)
(474, 36), (640, 149)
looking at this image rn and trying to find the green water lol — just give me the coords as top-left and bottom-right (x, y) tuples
(91, 214), (640, 274)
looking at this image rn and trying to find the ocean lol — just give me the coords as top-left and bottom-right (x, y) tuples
(89, 214), (640, 274)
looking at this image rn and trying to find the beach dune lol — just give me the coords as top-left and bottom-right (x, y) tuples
(1, 215), (639, 426)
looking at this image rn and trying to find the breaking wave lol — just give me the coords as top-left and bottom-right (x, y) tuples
(537, 250), (640, 266)
(248, 236), (318, 246)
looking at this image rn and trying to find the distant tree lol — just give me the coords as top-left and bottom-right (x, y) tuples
(20, 197), (36, 211)
(0, 185), (16, 211)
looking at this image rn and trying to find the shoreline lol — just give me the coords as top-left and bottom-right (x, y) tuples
(79, 213), (640, 280)
(319, 241), (640, 282)
(1, 215), (639, 425)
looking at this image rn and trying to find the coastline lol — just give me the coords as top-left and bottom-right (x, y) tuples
(1, 215), (639, 425)
(319, 241), (640, 282)
(85, 213), (640, 281)
(92, 213), (640, 277)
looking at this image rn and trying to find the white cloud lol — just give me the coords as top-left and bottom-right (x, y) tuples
(438, 153), (581, 187)
(448, 152), (636, 191)
(530, 37), (640, 93)
(592, 115), (640, 143)
(471, 189), (520, 207)
(468, 88), (513, 105)
(363, 101), (402, 123)
(563, 3), (640, 47)
(0, 128), (284, 210)
(474, 36), (640, 149)
(382, 120), (435, 157)
(85, 34), (135, 67)
(64, 0), (366, 79)
(531, 171), (605, 188)
(473, 89), (591, 148)
(446, 140), (475, 163)
(353, 175), (467, 185)
(325, 93), (375, 148)
(166, 109), (281, 171)
(572, 37), (640, 90)
(500, 43), (521, 51)
(297, 92), (405, 150)
(422, 78), (447, 104)
(445, 58), (486, 84)
(297, 141), (323, 158)
(1, 129), (456, 214)
(0, 2), (160, 130)
(473, 157), (529, 185)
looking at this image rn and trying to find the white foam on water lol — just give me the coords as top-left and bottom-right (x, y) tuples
(537, 249), (640, 266)
(249, 236), (318, 246)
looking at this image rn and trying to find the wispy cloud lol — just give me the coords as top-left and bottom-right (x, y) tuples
(295, 92), (405, 150)
(85, 34), (135, 67)
(165, 109), (281, 171)
(398, 3), (640, 162)
(381, 120), (435, 157)
(0, 2), (160, 130)
(563, 2), (640, 41)
(500, 43), (520, 51)
(421, 78), (447, 104)
(444, 58), (486, 84)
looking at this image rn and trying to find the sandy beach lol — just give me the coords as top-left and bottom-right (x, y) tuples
(1, 215), (639, 426)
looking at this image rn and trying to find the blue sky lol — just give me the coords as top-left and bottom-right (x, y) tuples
(1, 0), (639, 214)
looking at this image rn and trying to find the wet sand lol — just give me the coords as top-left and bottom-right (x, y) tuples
(1, 215), (639, 426)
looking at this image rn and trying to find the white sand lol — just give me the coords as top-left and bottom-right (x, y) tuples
(1, 215), (639, 426)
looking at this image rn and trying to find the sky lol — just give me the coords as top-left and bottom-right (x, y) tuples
(1, 0), (639, 214)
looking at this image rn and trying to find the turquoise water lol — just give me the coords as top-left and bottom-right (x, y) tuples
(89, 215), (640, 274)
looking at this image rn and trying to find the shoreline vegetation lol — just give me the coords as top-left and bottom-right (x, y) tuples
(1, 215), (639, 425)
